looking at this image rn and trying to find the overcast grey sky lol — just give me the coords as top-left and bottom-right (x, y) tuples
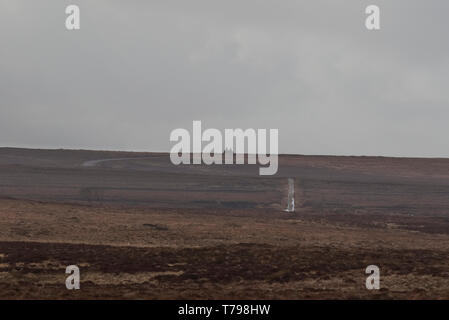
(1, 0), (448, 156)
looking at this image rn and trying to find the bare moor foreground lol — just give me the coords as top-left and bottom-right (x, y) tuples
(1, 147), (449, 299)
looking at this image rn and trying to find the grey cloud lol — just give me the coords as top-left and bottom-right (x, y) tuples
(0, 0), (448, 156)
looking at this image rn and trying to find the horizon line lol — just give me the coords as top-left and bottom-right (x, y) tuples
(1, 146), (449, 160)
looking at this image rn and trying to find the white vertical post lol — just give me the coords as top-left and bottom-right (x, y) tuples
(285, 178), (295, 212)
